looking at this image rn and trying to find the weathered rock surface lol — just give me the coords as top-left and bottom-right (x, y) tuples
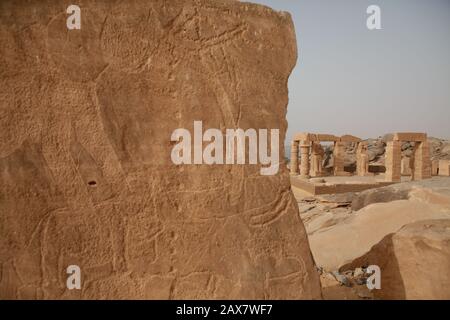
(351, 183), (410, 211)
(340, 219), (450, 300)
(0, 0), (321, 299)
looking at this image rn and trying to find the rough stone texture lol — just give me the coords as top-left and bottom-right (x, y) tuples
(351, 185), (410, 211)
(340, 219), (450, 300)
(0, 0), (321, 299)
(351, 177), (450, 211)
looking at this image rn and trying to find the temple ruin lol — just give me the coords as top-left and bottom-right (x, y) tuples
(289, 132), (435, 195)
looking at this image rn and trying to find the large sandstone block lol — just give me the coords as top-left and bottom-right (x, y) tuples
(0, 0), (321, 299)
(341, 219), (450, 300)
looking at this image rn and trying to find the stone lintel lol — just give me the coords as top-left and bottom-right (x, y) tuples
(293, 133), (340, 142)
(316, 134), (339, 142)
(293, 132), (315, 142)
(393, 132), (427, 142)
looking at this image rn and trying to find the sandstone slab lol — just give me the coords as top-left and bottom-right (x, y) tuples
(340, 219), (450, 300)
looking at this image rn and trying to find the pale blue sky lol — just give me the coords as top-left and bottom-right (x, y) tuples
(246, 0), (450, 141)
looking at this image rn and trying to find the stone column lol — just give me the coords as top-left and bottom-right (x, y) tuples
(299, 141), (310, 178)
(290, 141), (299, 175)
(410, 147), (416, 180)
(385, 141), (401, 182)
(310, 142), (324, 177)
(432, 160), (439, 176)
(413, 141), (431, 180)
(333, 142), (345, 176)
